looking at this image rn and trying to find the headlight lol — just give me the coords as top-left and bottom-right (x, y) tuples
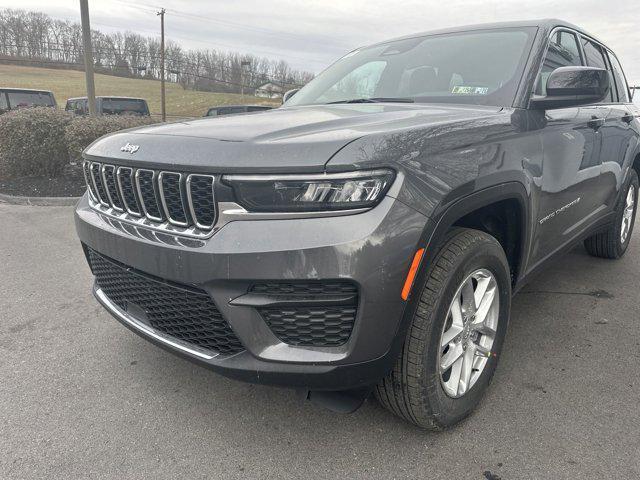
(223, 169), (395, 212)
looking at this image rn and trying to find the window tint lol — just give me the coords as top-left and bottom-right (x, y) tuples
(536, 31), (582, 96)
(101, 98), (148, 115)
(6, 91), (55, 108)
(582, 38), (613, 102)
(608, 52), (630, 103)
(216, 107), (246, 116)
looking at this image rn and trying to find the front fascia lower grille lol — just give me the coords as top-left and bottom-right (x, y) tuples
(88, 248), (244, 356)
(251, 281), (359, 347)
(83, 160), (217, 238)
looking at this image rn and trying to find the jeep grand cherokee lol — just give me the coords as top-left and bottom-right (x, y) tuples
(75, 20), (640, 429)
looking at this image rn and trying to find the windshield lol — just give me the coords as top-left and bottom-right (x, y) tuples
(101, 98), (149, 115)
(6, 91), (55, 108)
(287, 27), (536, 108)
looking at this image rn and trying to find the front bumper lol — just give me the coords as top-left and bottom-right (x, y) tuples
(75, 193), (428, 390)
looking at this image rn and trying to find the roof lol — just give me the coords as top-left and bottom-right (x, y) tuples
(0, 87), (54, 94)
(66, 96), (147, 101)
(364, 19), (604, 49)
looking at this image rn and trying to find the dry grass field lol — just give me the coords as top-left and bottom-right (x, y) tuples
(0, 64), (278, 118)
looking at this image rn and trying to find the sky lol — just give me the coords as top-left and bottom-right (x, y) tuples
(2, 0), (640, 84)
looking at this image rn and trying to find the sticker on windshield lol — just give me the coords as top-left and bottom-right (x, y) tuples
(451, 86), (489, 95)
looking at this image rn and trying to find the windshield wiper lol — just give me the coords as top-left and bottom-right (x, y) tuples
(327, 97), (415, 104)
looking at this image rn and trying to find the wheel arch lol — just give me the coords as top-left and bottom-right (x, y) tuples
(420, 182), (531, 289)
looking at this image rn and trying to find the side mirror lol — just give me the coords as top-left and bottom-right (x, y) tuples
(530, 66), (610, 110)
(282, 89), (300, 103)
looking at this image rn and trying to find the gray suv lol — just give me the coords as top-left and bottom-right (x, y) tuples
(75, 20), (640, 429)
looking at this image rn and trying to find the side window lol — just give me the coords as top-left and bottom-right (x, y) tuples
(607, 52), (630, 103)
(0, 92), (8, 111)
(535, 31), (582, 96)
(581, 38), (614, 103)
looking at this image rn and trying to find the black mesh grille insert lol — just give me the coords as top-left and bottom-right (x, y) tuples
(89, 162), (108, 204)
(253, 281), (358, 347)
(188, 175), (215, 228)
(137, 170), (164, 220)
(88, 249), (244, 355)
(260, 306), (357, 347)
(161, 173), (188, 224)
(102, 165), (123, 210)
(117, 167), (141, 215)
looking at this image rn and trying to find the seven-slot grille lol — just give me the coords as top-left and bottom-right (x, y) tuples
(83, 160), (216, 234)
(88, 248), (245, 356)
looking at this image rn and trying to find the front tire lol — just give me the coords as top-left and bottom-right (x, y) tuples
(584, 169), (638, 259)
(375, 228), (511, 430)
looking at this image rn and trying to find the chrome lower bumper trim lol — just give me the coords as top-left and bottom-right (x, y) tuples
(94, 287), (217, 360)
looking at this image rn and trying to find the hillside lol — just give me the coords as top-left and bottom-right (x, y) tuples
(0, 64), (278, 118)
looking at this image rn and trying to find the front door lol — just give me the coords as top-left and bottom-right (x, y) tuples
(528, 29), (607, 267)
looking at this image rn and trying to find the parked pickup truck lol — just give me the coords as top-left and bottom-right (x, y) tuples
(66, 96), (150, 116)
(0, 88), (56, 114)
(75, 19), (639, 430)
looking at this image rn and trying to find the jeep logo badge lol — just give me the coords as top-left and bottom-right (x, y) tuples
(121, 143), (140, 154)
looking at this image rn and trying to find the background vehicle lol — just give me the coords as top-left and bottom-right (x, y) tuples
(204, 105), (273, 117)
(65, 96), (150, 116)
(0, 88), (56, 114)
(75, 20), (640, 430)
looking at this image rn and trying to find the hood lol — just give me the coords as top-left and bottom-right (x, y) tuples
(84, 103), (502, 173)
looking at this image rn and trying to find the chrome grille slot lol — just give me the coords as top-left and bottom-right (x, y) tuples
(89, 162), (109, 206)
(159, 172), (189, 226)
(101, 165), (124, 211)
(116, 167), (141, 216)
(135, 169), (164, 222)
(82, 160), (98, 202)
(186, 174), (216, 229)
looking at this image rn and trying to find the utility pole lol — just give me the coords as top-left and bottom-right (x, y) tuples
(79, 0), (97, 116)
(241, 60), (251, 100)
(157, 8), (166, 122)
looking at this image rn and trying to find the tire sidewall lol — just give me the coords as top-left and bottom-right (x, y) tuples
(421, 238), (511, 426)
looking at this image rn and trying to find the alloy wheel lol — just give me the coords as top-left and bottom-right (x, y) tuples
(621, 186), (636, 244)
(438, 269), (499, 398)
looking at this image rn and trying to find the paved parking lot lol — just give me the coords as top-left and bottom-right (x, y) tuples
(1, 202), (639, 480)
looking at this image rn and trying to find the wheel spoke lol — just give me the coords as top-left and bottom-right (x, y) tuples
(474, 344), (492, 358)
(450, 296), (464, 328)
(461, 278), (476, 315)
(471, 320), (496, 337)
(441, 343), (464, 371)
(441, 324), (463, 347)
(458, 345), (476, 395)
(475, 280), (497, 324)
(447, 356), (463, 394)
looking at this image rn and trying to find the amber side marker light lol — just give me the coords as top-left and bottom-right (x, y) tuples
(401, 248), (425, 301)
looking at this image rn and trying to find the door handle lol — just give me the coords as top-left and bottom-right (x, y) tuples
(587, 116), (605, 130)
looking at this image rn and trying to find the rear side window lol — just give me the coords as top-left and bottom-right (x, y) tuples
(536, 31), (583, 96)
(581, 38), (614, 103)
(101, 98), (149, 115)
(607, 52), (630, 103)
(6, 91), (55, 108)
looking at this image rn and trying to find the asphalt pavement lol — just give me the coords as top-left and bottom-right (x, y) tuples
(1, 202), (639, 480)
